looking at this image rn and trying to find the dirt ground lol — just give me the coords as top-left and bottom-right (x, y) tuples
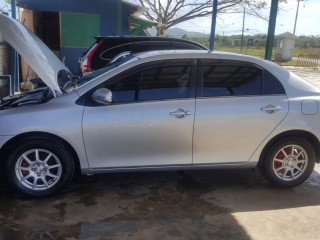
(0, 68), (319, 240)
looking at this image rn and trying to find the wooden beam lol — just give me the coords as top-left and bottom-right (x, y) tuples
(19, 8), (37, 90)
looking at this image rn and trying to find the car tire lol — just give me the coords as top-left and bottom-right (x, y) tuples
(262, 137), (315, 188)
(5, 138), (74, 197)
(257, 160), (266, 177)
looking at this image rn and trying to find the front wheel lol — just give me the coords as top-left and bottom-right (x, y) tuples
(6, 139), (74, 197)
(262, 137), (316, 187)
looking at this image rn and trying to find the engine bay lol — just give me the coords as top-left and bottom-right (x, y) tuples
(0, 88), (53, 110)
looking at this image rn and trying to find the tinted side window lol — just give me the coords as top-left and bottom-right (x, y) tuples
(106, 65), (192, 103)
(100, 44), (132, 61)
(172, 42), (204, 50)
(93, 38), (131, 65)
(134, 43), (171, 52)
(264, 71), (285, 94)
(133, 42), (203, 52)
(202, 64), (262, 97)
(107, 72), (140, 103)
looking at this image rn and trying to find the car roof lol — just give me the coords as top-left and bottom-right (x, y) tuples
(93, 36), (207, 49)
(95, 35), (200, 42)
(133, 49), (267, 64)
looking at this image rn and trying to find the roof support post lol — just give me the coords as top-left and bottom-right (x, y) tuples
(117, 0), (122, 35)
(11, 0), (20, 92)
(265, 0), (279, 60)
(209, 0), (218, 50)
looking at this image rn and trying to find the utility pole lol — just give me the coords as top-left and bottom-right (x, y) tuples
(293, 0), (303, 35)
(240, 7), (246, 53)
(209, 0), (218, 50)
(265, 0), (279, 60)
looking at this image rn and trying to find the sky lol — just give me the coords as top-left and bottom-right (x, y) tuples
(176, 0), (319, 36)
(0, 0), (318, 36)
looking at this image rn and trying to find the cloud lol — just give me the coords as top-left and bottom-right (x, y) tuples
(176, 0), (319, 36)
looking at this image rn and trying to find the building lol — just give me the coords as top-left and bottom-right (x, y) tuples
(275, 32), (298, 62)
(16, 0), (157, 74)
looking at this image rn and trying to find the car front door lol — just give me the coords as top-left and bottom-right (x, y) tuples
(193, 59), (289, 164)
(82, 60), (196, 169)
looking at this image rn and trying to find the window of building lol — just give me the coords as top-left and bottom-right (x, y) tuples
(279, 39), (284, 49)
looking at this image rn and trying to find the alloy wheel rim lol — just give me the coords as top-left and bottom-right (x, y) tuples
(272, 144), (308, 182)
(15, 149), (62, 191)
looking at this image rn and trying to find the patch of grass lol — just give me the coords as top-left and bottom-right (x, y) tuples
(214, 46), (320, 61)
(293, 48), (320, 56)
(277, 61), (296, 66)
(215, 46), (266, 59)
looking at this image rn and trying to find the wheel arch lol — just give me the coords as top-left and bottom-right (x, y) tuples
(0, 132), (81, 176)
(259, 130), (320, 165)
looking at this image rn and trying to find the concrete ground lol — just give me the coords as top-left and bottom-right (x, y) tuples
(286, 67), (320, 88)
(0, 68), (319, 240)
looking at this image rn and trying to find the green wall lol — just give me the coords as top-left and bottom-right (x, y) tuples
(60, 12), (100, 48)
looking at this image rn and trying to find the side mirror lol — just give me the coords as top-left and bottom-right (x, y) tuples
(92, 88), (112, 105)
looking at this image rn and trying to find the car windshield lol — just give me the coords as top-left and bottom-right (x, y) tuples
(65, 55), (135, 91)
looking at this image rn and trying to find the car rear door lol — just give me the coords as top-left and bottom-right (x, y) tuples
(193, 59), (289, 164)
(82, 59), (197, 169)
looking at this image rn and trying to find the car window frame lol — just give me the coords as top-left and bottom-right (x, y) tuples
(196, 59), (286, 98)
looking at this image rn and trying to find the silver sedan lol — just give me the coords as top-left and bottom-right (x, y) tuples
(0, 14), (319, 197)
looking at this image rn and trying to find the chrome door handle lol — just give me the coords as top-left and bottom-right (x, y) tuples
(261, 104), (282, 114)
(169, 109), (192, 118)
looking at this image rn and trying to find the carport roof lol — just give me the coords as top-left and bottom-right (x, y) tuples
(17, 0), (147, 16)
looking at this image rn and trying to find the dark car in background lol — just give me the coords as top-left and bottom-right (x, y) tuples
(79, 36), (207, 74)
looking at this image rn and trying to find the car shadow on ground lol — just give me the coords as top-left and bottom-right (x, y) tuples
(0, 167), (319, 240)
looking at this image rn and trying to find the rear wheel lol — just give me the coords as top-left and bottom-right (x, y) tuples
(262, 137), (315, 187)
(6, 139), (74, 197)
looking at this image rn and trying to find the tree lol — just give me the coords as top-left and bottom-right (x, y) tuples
(132, 0), (271, 36)
(0, 0), (10, 14)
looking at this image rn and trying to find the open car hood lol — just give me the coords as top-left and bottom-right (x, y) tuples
(0, 14), (70, 96)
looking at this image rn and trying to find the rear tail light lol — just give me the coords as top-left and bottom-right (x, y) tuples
(81, 40), (103, 74)
(80, 58), (91, 74)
